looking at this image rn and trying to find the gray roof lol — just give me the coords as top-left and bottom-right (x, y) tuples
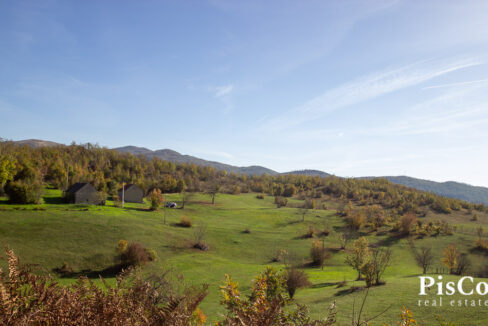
(65, 182), (95, 193)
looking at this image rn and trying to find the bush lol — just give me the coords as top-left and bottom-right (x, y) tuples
(271, 248), (288, 263)
(361, 248), (392, 287)
(346, 209), (366, 230)
(5, 179), (44, 204)
(145, 248), (158, 261)
(148, 188), (163, 210)
(118, 241), (153, 267)
(304, 225), (315, 238)
(113, 195), (121, 207)
(96, 191), (107, 206)
(219, 267), (337, 325)
(178, 216), (193, 228)
(284, 267), (311, 299)
(54, 261), (74, 277)
(321, 222), (331, 236)
(274, 196), (288, 208)
(338, 232), (350, 250)
(310, 240), (331, 268)
(0, 248), (208, 325)
(400, 213), (417, 235)
(305, 198), (316, 209)
(193, 224), (209, 251)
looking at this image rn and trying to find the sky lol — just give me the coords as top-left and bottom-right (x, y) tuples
(1, 0), (488, 186)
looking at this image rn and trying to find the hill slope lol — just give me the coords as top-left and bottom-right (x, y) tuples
(382, 176), (488, 205)
(1, 191), (488, 324)
(114, 146), (278, 176)
(13, 139), (62, 148)
(284, 169), (331, 178)
(7, 138), (488, 204)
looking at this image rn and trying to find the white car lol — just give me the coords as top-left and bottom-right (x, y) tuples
(165, 202), (177, 208)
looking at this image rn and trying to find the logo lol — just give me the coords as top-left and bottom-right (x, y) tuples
(418, 276), (488, 307)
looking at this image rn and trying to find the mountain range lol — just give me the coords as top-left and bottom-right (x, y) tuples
(9, 139), (488, 205)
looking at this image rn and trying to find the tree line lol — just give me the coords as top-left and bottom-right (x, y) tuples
(0, 140), (485, 217)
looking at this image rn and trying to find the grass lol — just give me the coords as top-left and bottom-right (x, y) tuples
(1, 190), (488, 324)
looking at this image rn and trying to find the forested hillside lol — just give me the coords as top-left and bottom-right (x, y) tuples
(383, 176), (488, 205)
(1, 140), (485, 217)
(11, 139), (488, 205)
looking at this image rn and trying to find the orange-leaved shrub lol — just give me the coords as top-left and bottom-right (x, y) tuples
(0, 248), (207, 326)
(117, 241), (156, 267)
(217, 267), (336, 326)
(178, 216), (193, 228)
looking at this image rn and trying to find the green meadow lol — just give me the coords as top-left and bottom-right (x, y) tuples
(1, 189), (488, 325)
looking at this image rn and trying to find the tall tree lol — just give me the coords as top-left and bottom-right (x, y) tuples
(345, 237), (371, 280)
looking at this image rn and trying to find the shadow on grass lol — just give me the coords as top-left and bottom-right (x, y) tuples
(469, 247), (488, 255)
(121, 206), (151, 212)
(170, 222), (192, 228)
(373, 233), (405, 247)
(334, 286), (364, 297)
(274, 219), (303, 228)
(54, 264), (127, 279)
(310, 282), (338, 289)
(293, 234), (314, 240)
(43, 196), (65, 204)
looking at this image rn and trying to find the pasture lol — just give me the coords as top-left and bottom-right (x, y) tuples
(1, 189), (488, 324)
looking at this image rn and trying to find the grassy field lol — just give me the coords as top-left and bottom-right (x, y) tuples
(1, 189), (488, 325)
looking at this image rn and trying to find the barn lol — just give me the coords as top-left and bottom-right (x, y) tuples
(118, 184), (144, 203)
(64, 183), (103, 205)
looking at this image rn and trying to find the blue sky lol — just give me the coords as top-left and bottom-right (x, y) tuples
(1, 1), (488, 186)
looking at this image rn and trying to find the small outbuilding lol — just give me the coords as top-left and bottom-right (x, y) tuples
(118, 184), (144, 203)
(64, 183), (103, 205)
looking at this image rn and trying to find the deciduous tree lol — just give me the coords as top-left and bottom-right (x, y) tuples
(345, 237), (371, 280)
(441, 244), (459, 274)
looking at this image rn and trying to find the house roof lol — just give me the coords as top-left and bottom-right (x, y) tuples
(65, 182), (95, 193)
(118, 184), (142, 192)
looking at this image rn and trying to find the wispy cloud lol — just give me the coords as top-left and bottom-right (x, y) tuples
(422, 78), (488, 90)
(214, 84), (234, 98)
(209, 84), (235, 113)
(261, 57), (482, 131)
(276, 79), (488, 145)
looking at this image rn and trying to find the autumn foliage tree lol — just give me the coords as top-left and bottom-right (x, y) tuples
(441, 244), (459, 274)
(346, 209), (366, 230)
(0, 156), (16, 188)
(310, 240), (331, 269)
(400, 212), (417, 235)
(345, 237), (371, 280)
(148, 188), (164, 210)
(218, 267), (337, 325)
(0, 139), (484, 216)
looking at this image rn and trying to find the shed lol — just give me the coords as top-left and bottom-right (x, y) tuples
(64, 183), (103, 205)
(118, 184), (144, 203)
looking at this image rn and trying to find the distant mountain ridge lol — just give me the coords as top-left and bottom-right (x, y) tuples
(381, 176), (488, 205)
(8, 138), (488, 204)
(114, 145), (278, 176)
(12, 139), (62, 148)
(284, 169), (331, 178)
